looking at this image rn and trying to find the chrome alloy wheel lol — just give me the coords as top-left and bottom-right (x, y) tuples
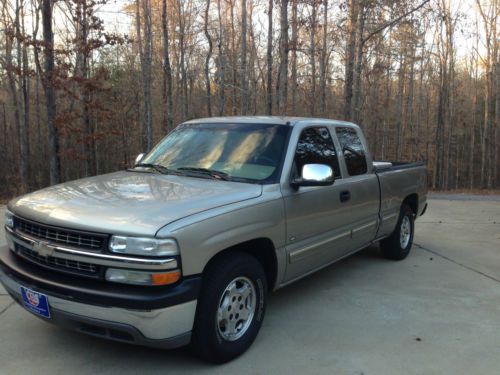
(400, 215), (411, 248)
(216, 276), (257, 341)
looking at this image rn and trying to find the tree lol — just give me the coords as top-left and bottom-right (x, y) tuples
(0, 0), (499, 197)
(276, 0), (289, 115)
(41, 0), (61, 184)
(162, 0), (174, 130)
(135, 0), (153, 151)
(266, 0), (273, 114)
(240, 0), (248, 114)
(319, 0), (328, 116)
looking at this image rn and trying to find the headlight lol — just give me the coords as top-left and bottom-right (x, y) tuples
(4, 210), (14, 228)
(109, 236), (179, 257)
(105, 268), (181, 286)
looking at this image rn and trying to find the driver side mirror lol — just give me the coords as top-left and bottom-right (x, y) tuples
(291, 164), (335, 188)
(135, 153), (145, 165)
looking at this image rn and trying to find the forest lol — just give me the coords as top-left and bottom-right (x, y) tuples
(0, 0), (499, 200)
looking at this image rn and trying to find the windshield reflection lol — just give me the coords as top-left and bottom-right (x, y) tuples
(142, 123), (288, 183)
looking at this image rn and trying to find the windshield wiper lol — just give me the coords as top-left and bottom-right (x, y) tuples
(133, 163), (172, 174)
(176, 167), (230, 181)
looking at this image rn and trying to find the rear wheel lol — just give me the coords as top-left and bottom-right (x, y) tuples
(380, 204), (415, 260)
(191, 252), (267, 363)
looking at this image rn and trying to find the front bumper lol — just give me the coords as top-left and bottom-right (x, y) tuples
(0, 245), (200, 348)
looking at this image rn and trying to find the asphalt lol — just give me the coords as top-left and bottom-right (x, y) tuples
(1, 196), (499, 374)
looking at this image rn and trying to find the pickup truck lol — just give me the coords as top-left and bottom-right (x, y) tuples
(0, 116), (427, 363)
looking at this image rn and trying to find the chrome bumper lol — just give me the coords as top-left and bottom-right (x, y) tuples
(0, 267), (197, 348)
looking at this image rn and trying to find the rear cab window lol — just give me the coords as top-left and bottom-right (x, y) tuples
(293, 127), (342, 179)
(335, 127), (368, 176)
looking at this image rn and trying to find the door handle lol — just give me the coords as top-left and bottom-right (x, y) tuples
(340, 190), (351, 203)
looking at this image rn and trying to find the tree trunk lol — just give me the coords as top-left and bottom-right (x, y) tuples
(395, 48), (405, 161)
(309, 3), (317, 116)
(343, 0), (358, 121)
(135, 0), (151, 150)
(352, 3), (365, 124)
(177, 0), (189, 119)
(229, 0), (237, 114)
(240, 0), (248, 115)
(276, 0), (289, 115)
(142, 0), (153, 150)
(204, 0), (213, 116)
(217, 0), (225, 115)
(6, 32), (24, 190)
(162, 0), (174, 131)
(249, 4), (258, 115)
(291, 0), (298, 114)
(19, 0), (31, 190)
(266, 0), (273, 115)
(42, 0), (60, 185)
(80, 0), (96, 176)
(319, 0), (328, 116)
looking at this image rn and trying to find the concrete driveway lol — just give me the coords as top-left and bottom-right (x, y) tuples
(1, 197), (499, 374)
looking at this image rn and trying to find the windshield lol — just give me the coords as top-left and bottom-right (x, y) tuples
(140, 123), (289, 183)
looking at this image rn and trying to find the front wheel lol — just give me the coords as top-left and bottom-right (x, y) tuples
(380, 204), (415, 260)
(191, 252), (267, 363)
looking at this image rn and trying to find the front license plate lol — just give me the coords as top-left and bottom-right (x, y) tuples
(20, 286), (51, 319)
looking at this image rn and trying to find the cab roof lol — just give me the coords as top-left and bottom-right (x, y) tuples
(183, 116), (360, 129)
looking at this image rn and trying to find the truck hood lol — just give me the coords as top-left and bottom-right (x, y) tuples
(8, 171), (263, 236)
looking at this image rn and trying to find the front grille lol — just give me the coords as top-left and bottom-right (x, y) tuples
(14, 216), (108, 251)
(15, 243), (100, 277)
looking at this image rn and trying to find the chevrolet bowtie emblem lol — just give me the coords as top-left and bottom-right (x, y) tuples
(32, 241), (54, 257)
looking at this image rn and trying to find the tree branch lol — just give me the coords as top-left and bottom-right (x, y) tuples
(362, 0), (430, 45)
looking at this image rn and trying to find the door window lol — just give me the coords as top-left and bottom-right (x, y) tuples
(294, 127), (341, 178)
(335, 127), (367, 176)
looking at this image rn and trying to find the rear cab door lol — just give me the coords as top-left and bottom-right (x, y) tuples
(334, 125), (380, 249)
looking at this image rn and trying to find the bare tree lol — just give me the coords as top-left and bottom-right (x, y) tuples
(309, 1), (317, 116)
(41, 0), (61, 184)
(204, 0), (213, 116)
(344, 0), (358, 120)
(162, 0), (174, 131)
(319, 0), (328, 116)
(135, 0), (153, 150)
(276, 0), (289, 114)
(0, 0), (498, 196)
(266, 0), (273, 114)
(291, 0), (298, 114)
(240, 0), (248, 114)
(216, 0), (225, 115)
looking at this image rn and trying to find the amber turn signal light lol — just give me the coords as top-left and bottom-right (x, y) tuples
(151, 270), (181, 286)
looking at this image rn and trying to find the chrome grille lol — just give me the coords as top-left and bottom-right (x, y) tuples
(14, 217), (107, 251)
(15, 244), (99, 276)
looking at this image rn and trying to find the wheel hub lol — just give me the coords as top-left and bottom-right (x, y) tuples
(400, 215), (411, 248)
(216, 276), (256, 341)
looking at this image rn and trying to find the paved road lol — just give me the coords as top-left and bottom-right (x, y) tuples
(1, 197), (500, 374)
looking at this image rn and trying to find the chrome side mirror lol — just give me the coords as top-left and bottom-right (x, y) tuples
(291, 163), (334, 188)
(135, 153), (145, 165)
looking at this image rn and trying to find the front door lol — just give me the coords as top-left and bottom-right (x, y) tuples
(282, 126), (355, 283)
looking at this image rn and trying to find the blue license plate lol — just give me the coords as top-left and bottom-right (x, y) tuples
(20, 286), (51, 319)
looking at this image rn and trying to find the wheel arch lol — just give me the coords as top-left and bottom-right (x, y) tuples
(202, 238), (278, 291)
(402, 193), (418, 215)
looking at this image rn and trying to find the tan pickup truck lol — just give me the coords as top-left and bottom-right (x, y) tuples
(1, 117), (427, 363)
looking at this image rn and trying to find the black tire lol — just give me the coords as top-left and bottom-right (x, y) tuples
(380, 204), (415, 260)
(191, 252), (267, 363)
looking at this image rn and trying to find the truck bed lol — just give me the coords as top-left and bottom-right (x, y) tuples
(373, 160), (427, 239)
